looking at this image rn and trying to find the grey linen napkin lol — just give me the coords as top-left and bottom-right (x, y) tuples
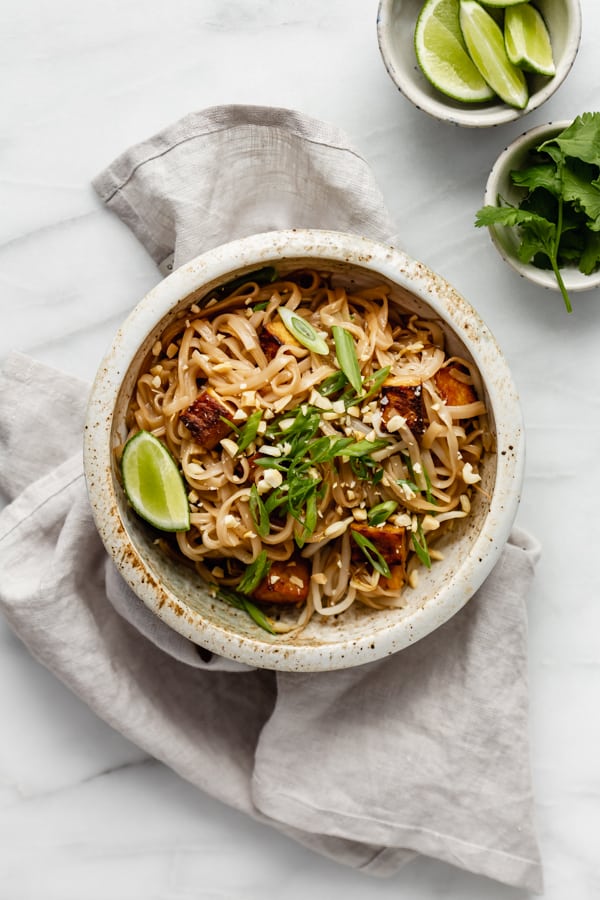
(0, 105), (543, 892)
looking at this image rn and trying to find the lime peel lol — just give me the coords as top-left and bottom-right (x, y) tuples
(504, 4), (555, 77)
(414, 0), (495, 104)
(121, 430), (191, 532)
(459, 0), (529, 110)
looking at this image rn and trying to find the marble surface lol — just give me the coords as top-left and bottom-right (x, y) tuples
(1, 1), (599, 897)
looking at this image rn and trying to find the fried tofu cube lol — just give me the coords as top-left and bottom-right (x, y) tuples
(259, 320), (301, 361)
(380, 382), (426, 436)
(252, 558), (310, 606)
(378, 565), (406, 592)
(350, 523), (407, 568)
(180, 391), (232, 449)
(434, 366), (477, 407)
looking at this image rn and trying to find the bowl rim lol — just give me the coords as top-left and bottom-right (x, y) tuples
(83, 228), (524, 672)
(483, 118), (600, 293)
(376, 0), (582, 128)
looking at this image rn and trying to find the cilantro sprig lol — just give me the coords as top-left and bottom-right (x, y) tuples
(475, 112), (600, 313)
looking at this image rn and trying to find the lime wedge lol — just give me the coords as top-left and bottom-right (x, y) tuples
(504, 4), (555, 76)
(121, 430), (190, 532)
(478, 0), (528, 5)
(414, 0), (495, 104)
(459, 0), (529, 109)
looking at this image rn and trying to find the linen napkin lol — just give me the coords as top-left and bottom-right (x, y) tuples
(0, 105), (543, 892)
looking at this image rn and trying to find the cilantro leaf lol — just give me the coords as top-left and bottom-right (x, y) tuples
(579, 230), (600, 275)
(539, 112), (600, 167)
(561, 163), (600, 228)
(511, 163), (561, 196)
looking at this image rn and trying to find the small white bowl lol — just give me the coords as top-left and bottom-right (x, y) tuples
(84, 229), (524, 672)
(483, 120), (600, 296)
(377, 0), (581, 127)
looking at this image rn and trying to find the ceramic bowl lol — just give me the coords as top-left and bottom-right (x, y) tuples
(83, 229), (524, 672)
(483, 119), (600, 296)
(376, 0), (581, 127)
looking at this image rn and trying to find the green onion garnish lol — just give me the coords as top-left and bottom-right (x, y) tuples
(351, 530), (391, 578)
(277, 307), (329, 355)
(367, 500), (398, 527)
(332, 325), (362, 394)
(359, 366), (391, 403)
(216, 585), (277, 634)
(411, 522), (432, 569)
(341, 438), (389, 457)
(237, 550), (271, 594)
(317, 371), (348, 397)
(249, 484), (270, 538)
(236, 409), (263, 454)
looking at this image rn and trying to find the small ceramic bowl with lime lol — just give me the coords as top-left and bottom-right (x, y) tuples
(377, 0), (582, 127)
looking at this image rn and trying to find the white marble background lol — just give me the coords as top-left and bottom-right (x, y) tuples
(1, 1), (599, 897)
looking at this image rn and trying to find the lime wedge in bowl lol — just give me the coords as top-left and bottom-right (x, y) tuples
(121, 430), (191, 532)
(459, 0), (529, 109)
(478, 0), (528, 5)
(414, 0), (495, 103)
(505, 4), (555, 76)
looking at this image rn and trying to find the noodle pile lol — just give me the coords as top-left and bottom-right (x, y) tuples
(124, 269), (491, 635)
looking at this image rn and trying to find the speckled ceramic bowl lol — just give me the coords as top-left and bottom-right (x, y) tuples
(484, 119), (600, 296)
(84, 229), (524, 672)
(377, 0), (581, 127)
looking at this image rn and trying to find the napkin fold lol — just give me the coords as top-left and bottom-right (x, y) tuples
(0, 105), (543, 892)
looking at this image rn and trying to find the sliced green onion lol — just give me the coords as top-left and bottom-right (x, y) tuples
(367, 500), (398, 526)
(411, 522), (432, 569)
(216, 586), (277, 634)
(396, 478), (419, 493)
(423, 467), (437, 506)
(277, 307), (329, 355)
(237, 550), (271, 594)
(317, 371), (348, 397)
(308, 435), (354, 465)
(249, 484), (270, 538)
(236, 409), (263, 454)
(351, 530), (391, 578)
(341, 438), (389, 457)
(296, 490), (318, 548)
(241, 597), (277, 633)
(360, 366), (391, 402)
(332, 325), (363, 394)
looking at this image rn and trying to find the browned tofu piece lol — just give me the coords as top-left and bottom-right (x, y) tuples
(350, 523), (407, 568)
(252, 558), (310, 606)
(379, 565), (405, 592)
(259, 320), (301, 361)
(380, 383), (426, 436)
(434, 366), (477, 407)
(180, 391), (232, 449)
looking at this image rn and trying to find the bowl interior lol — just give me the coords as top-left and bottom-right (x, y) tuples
(377, 0), (581, 127)
(484, 121), (600, 293)
(85, 231), (523, 671)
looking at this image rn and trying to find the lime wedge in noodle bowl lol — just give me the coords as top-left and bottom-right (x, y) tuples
(121, 430), (191, 532)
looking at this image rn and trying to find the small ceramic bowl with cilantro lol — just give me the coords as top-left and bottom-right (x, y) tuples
(477, 114), (600, 312)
